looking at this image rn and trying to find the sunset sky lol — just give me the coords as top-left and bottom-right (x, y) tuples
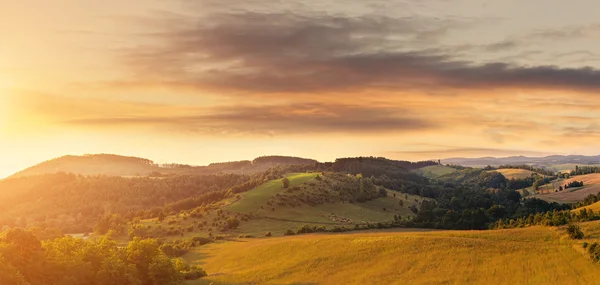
(2, 0), (600, 178)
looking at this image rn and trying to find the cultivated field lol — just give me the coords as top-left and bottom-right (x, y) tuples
(184, 226), (600, 285)
(537, 173), (600, 203)
(225, 172), (317, 213)
(492, 168), (540, 180)
(413, 165), (456, 178)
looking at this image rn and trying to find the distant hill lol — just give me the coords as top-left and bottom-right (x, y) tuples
(9, 154), (319, 178)
(442, 155), (600, 168)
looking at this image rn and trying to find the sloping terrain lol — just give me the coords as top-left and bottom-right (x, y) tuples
(537, 173), (600, 203)
(9, 154), (318, 178)
(220, 172), (423, 236)
(413, 165), (457, 178)
(492, 168), (539, 180)
(184, 226), (599, 285)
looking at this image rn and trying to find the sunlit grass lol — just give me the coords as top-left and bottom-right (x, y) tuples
(185, 226), (600, 285)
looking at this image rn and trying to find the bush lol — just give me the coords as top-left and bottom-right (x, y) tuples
(567, 223), (584, 239)
(265, 231), (272, 237)
(583, 242), (589, 249)
(191, 236), (213, 246)
(182, 265), (207, 280)
(284, 229), (295, 236)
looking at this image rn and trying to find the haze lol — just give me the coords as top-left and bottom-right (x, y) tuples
(2, 0), (600, 178)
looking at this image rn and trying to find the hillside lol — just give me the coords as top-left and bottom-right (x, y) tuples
(9, 154), (318, 178)
(124, 172), (426, 240)
(442, 155), (600, 168)
(223, 172), (423, 235)
(412, 165), (457, 178)
(536, 173), (600, 203)
(491, 168), (540, 180)
(183, 226), (599, 285)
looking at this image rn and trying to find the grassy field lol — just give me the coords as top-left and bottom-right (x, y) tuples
(225, 172), (317, 213)
(130, 172), (427, 239)
(184, 226), (600, 285)
(413, 165), (457, 179)
(547, 164), (600, 174)
(492, 168), (540, 180)
(536, 173), (600, 203)
(574, 201), (600, 213)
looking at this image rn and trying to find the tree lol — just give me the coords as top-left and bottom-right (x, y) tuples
(567, 223), (584, 239)
(225, 217), (240, 229)
(282, 178), (290, 189)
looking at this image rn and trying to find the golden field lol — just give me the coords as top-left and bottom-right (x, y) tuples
(184, 226), (600, 285)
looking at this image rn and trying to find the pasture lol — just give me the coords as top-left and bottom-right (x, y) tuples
(184, 226), (600, 285)
(225, 172), (317, 213)
(536, 173), (600, 203)
(492, 168), (540, 180)
(413, 165), (457, 178)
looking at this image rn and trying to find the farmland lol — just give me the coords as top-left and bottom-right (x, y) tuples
(184, 226), (600, 285)
(413, 165), (457, 178)
(492, 168), (540, 180)
(536, 173), (600, 203)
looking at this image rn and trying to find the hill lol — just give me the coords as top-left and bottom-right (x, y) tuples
(443, 155), (600, 168)
(536, 173), (600, 203)
(123, 172), (426, 240)
(183, 226), (599, 285)
(412, 165), (457, 178)
(9, 154), (318, 178)
(222, 172), (424, 235)
(491, 168), (540, 180)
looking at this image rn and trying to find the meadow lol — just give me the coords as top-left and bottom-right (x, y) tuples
(183, 226), (600, 285)
(412, 165), (457, 178)
(492, 168), (540, 180)
(537, 173), (600, 203)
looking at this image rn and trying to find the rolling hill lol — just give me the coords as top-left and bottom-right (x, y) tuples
(442, 155), (600, 168)
(536, 173), (600, 203)
(9, 154), (318, 178)
(183, 225), (599, 285)
(491, 168), (540, 180)
(412, 165), (457, 178)
(134, 172), (427, 239)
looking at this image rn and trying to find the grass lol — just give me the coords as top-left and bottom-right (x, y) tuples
(574, 201), (600, 213)
(130, 172), (427, 239)
(225, 172), (317, 214)
(492, 168), (540, 180)
(536, 173), (600, 203)
(548, 164), (600, 174)
(413, 165), (457, 178)
(184, 226), (600, 285)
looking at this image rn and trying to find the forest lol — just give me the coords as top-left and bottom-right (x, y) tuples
(0, 228), (205, 285)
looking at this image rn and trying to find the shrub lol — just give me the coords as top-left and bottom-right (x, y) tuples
(284, 229), (295, 236)
(265, 231), (272, 237)
(567, 223), (584, 239)
(583, 242), (589, 249)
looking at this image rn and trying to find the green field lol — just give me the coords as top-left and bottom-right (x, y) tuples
(413, 165), (457, 178)
(492, 168), (540, 180)
(184, 225), (600, 285)
(132, 172), (426, 238)
(225, 172), (317, 213)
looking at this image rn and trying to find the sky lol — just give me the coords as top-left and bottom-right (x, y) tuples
(1, 0), (600, 178)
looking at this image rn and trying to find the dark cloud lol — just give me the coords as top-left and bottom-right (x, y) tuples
(117, 10), (600, 95)
(64, 103), (437, 135)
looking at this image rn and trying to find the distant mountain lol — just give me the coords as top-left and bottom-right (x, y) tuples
(442, 155), (600, 168)
(9, 154), (319, 178)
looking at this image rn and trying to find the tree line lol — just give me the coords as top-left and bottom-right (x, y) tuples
(0, 228), (205, 285)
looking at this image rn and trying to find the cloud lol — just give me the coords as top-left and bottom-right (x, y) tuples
(113, 10), (600, 96)
(388, 147), (552, 159)
(63, 102), (438, 136)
